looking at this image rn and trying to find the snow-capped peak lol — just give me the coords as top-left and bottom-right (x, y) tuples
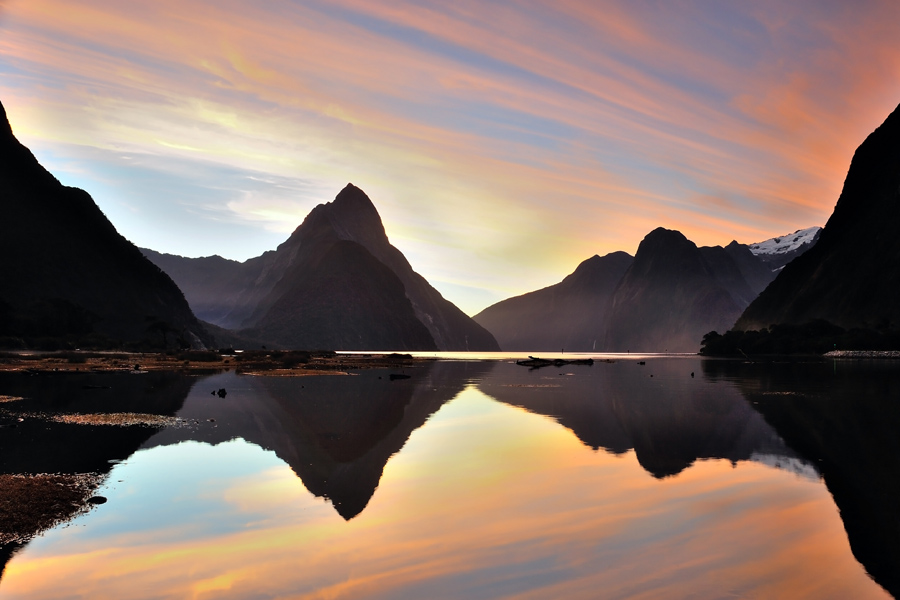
(748, 226), (821, 257)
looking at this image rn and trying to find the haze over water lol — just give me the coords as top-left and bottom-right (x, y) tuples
(0, 356), (896, 598)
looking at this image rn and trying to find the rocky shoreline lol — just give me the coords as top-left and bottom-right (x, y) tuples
(0, 350), (434, 375)
(823, 350), (900, 359)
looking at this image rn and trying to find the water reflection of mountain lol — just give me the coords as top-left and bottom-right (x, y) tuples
(0, 371), (194, 583)
(144, 361), (492, 519)
(477, 360), (812, 479)
(704, 359), (900, 599)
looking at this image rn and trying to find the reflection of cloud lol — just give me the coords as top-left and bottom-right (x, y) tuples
(2, 1), (900, 312)
(1, 391), (882, 599)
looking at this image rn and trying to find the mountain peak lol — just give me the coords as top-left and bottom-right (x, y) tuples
(147, 182), (499, 351)
(640, 227), (693, 249)
(294, 183), (387, 248)
(0, 100), (12, 139)
(603, 227), (751, 352)
(333, 183), (374, 208)
(748, 226), (821, 257)
(278, 183), (386, 255)
(633, 228), (697, 267)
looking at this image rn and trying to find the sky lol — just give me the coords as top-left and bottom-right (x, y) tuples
(2, 1), (900, 315)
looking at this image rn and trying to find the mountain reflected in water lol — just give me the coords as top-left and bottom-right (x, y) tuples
(478, 359), (814, 480)
(144, 361), (492, 519)
(1, 358), (899, 597)
(704, 359), (900, 598)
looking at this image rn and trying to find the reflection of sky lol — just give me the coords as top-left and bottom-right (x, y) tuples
(1, 388), (886, 599)
(2, 1), (900, 313)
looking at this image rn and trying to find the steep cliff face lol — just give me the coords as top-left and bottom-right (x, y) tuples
(145, 184), (499, 351)
(737, 102), (900, 333)
(603, 229), (751, 352)
(0, 100), (208, 348)
(473, 252), (633, 351)
(245, 240), (436, 351)
(723, 241), (779, 296)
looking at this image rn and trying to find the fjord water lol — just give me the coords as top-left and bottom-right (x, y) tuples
(0, 358), (896, 599)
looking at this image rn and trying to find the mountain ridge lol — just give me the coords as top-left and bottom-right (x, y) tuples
(144, 184), (499, 351)
(0, 99), (209, 349)
(736, 101), (900, 333)
(474, 224), (817, 353)
(473, 251), (633, 351)
(603, 228), (747, 352)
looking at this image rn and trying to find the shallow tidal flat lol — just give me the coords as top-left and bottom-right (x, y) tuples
(0, 357), (896, 598)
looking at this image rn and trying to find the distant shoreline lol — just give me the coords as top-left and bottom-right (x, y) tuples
(0, 350), (436, 375)
(8, 349), (895, 375)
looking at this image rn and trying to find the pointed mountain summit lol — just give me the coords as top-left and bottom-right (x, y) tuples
(473, 251), (633, 351)
(145, 184), (500, 351)
(737, 102), (900, 333)
(604, 228), (756, 352)
(0, 100), (208, 348)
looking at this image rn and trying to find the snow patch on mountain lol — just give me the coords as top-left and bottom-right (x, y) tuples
(748, 226), (821, 257)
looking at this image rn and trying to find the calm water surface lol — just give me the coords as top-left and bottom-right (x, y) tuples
(0, 357), (898, 599)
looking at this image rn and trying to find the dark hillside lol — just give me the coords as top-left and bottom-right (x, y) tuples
(0, 100), (208, 349)
(737, 102), (900, 334)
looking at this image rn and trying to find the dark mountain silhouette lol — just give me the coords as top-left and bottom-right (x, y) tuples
(473, 231), (784, 353)
(144, 362), (493, 519)
(737, 102), (900, 333)
(246, 239), (437, 350)
(603, 228), (768, 352)
(143, 184), (499, 351)
(138, 250), (255, 329)
(0, 100), (209, 349)
(723, 241), (779, 296)
(704, 359), (900, 598)
(478, 360), (809, 479)
(472, 252), (633, 351)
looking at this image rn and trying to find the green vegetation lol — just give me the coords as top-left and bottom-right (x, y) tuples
(701, 320), (900, 356)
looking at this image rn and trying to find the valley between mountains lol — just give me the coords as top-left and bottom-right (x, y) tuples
(4, 97), (900, 354)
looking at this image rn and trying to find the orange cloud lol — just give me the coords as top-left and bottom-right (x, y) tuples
(2, 0), (899, 312)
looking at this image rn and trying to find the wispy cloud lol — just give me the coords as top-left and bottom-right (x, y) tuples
(1, 0), (899, 313)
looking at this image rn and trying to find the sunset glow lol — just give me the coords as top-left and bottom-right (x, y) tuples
(2, 1), (900, 313)
(0, 388), (885, 599)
